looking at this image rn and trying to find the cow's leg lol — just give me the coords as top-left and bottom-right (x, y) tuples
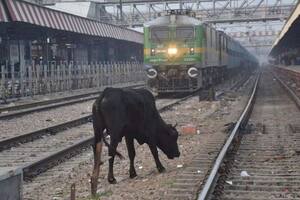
(91, 140), (103, 195)
(149, 144), (165, 173)
(105, 115), (124, 184)
(91, 128), (103, 196)
(91, 109), (104, 196)
(125, 136), (137, 178)
(108, 137), (118, 184)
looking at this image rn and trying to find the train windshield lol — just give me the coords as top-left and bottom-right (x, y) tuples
(176, 27), (194, 40)
(150, 27), (169, 42)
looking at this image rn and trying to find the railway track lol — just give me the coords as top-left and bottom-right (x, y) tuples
(0, 72), (253, 199)
(17, 72), (255, 199)
(197, 69), (300, 200)
(0, 73), (249, 142)
(161, 71), (258, 200)
(0, 96), (191, 150)
(0, 83), (144, 119)
(0, 94), (194, 185)
(24, 96), (199, 200)
(0, 84), (145, 142)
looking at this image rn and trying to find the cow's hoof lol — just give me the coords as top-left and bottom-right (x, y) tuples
(158, 166), (166, 173)
(108, 177), (117, 184)
(129, 171), (137, 178)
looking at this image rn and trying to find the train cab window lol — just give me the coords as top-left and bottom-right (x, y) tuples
(150, 27), (169, 42)
(175, 27), (194, 40)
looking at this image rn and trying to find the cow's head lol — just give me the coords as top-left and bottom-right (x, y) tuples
(158, 123), (180, 159)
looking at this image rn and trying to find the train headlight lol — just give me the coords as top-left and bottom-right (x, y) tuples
(187, 67), (198, 78)
(190, 47), (194, 55)
(151, 48), (155, 56)
(147, 68), (158, 79)
(168, 47), (178, 55)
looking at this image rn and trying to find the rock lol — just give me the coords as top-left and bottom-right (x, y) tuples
(240, 171), (250, 177)
(181, 125), (197, 135)
(226, 181), (233, 185)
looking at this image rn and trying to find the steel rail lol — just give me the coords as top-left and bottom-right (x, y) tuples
(0, 89), (186, 152)
(273, 72), (300, 109)
(0, 115), (92, 151)
(216, 72), (255, 98)
(0, 96), (97, 120)
(197, 72), (260, 200)
(0, 92), (99, 113)
(0, 84), (144, 119)
(0, 74), (251, 152)
(4, 93), (194, 180)
(22, 137), (93, 181)
(231, 73), (253, 92)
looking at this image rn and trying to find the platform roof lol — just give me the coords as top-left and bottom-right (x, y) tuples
(270, 1), (300, 56)
(0, 0), (143, 44)
(0, 0), (9, 22)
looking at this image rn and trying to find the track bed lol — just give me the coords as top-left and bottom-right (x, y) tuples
(216, 70), (300, 200)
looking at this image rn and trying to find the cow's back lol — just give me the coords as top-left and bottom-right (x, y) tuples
(98, 88), (154, 128)
(121, 88), (158, 129)
(94, 88), (159, 143)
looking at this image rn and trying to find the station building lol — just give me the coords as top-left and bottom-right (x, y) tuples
(0, 0), (143, 72)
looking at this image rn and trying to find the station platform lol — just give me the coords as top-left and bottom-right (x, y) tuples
(276, 65), (300, 73)
(0, 167), (23, 200)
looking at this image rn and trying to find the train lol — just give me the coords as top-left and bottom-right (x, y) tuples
(143, 10), (258, 93)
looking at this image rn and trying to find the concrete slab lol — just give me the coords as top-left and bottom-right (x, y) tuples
(0, 167), (23, 200)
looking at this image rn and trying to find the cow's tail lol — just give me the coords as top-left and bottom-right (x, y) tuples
(92, 95), (124, 159)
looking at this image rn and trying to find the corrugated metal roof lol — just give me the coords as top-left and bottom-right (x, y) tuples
(3, 0), (143, 44)
(0, 0), (9, 22)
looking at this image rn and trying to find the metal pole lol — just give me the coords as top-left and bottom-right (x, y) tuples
(119, 0), (123, 21)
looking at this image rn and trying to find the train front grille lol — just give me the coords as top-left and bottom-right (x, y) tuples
(157, 78), (198, 92)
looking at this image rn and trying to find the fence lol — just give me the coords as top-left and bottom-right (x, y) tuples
(0, 61), (145, 100)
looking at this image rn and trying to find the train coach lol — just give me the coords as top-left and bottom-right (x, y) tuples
(143, 10), (258, 93)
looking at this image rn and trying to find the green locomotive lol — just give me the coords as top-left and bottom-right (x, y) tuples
(144, 10), (258, 93)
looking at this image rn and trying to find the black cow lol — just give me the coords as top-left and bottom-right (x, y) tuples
(90, 87), (180, 195)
